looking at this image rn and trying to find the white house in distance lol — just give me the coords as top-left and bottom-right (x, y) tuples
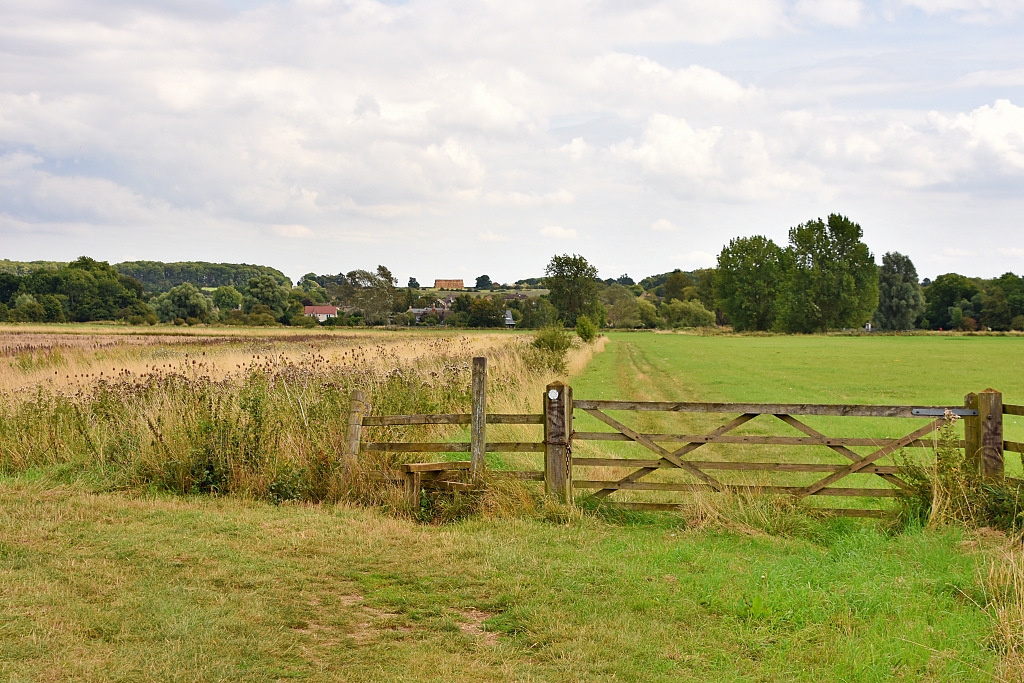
(304, 305), (338, 322)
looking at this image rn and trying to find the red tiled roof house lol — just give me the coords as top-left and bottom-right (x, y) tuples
(304, 305), (338, 322)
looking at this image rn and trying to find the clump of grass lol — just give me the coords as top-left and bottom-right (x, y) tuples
(683, 488), (816, 538)
(896, 414), (1024, 532)
(982, 544), (1024, 681)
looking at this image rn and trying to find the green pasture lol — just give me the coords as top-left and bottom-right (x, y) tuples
(555, 333), (1024, 507)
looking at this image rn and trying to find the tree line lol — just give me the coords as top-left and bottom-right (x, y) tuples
(1, 215), (1020, 331)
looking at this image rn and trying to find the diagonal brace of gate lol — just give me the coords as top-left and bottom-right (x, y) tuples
(796, 417), (946, 497)
(584, 409), (757, 498)
(774, 414), (913, 492)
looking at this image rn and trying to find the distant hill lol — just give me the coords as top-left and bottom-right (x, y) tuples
(0, 259), (67, 276)
(113, 261), (292, 293)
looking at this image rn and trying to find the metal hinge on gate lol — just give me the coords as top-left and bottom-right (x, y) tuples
(911, 408), (978, 417)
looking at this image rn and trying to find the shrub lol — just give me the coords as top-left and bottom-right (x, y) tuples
(533, 325), (572, 354)
(660, 299), (716, 328)
(896, 415), (1024, 531)
(530, 325), (573, 372)
(575, 315), (598, 343)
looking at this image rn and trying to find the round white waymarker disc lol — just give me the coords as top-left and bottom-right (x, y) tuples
(548, 389), (559, 400)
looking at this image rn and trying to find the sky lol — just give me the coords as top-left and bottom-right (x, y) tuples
(1, 0), (1023, 286)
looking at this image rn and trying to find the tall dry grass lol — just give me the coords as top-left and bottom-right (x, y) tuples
(0, 330), (604, 506)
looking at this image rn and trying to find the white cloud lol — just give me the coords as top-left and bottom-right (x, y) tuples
(793, 0), (865, 26)
(652, 219), (678, 231)
(0, 0), (1023, 281)
(900, 0), (1024, 22)
(540, 225), (577, 239)
(945, 99), (1024, 171)
(273, 224), (315, 238)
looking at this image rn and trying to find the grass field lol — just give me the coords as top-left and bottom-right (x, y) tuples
(2, 328), (1024, 681)
(562, 333), (1024, 507)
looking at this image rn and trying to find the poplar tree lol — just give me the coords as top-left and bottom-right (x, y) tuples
(874, 252), (925, 331)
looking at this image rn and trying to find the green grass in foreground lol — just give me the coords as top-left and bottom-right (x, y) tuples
(0, 478), (1000, 682)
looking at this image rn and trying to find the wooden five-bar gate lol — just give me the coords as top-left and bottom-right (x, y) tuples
(344, 358), (1020, 517)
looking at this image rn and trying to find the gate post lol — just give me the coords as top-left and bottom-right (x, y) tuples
(544, 381), (573, 503)
(471, 357), (487, 485)
(979, 389), (1004, 480)
(344, 390), (367, 471)
(964, 392), (980, 472)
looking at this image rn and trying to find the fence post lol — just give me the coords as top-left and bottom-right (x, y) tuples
(471, 357), (487, 485)
(964, 392), (980, 472)
(544, 381), (573, 503)
(344, 390), (366, 471)
(979, 389), (1004, 480)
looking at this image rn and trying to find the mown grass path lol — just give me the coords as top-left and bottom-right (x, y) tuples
(0, 479), (1000, 682)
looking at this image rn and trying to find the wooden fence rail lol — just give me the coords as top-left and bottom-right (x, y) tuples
(347, 357), (1015, 517)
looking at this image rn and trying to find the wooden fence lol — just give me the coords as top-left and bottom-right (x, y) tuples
(346, 357), (1018, 517)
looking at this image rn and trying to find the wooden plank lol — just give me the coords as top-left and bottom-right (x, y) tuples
(573, 481), (899, 497)
(492, 470), (545, 481)
(363, 442), (545, 453)
(592, 413), (757, 499)
(404, 471), (422, 508)
(487, 414), (545, 424)
(1004, 404), (1024, 417)
(401, 461), (472, 472)
(1005, 441), (1024, 454)
(471, 357), (487, 484)
(582, 408), (726, 492)
(361, 413), (544, 426)
(775, 414), (913, 493)
(573, 400), (960, 418)
(798, 418), (945, 497)
(427, 480), (472, 493)
(571, 457), (903, 474)
(597, 502), (885, 517)
(573, 432), (938, 447)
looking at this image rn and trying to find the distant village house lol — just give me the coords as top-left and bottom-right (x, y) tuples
(304, 305), (338, 322)
(433, 279), (464, 289)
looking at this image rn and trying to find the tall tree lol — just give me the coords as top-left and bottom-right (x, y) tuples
(779, 214), (878, 332)
(923, 273), (979, 329)
(662, 270), (692, 302)
(152, 283), (214, 322)
(346, 265), (397, 324)
(714, 236), (786, 331)
(475, 274), (493, 290)
(243, 275), (289, 317)
(874, 252), (925, 331)
(543, 254), (599, 326)
(602, 284), (640, 328)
